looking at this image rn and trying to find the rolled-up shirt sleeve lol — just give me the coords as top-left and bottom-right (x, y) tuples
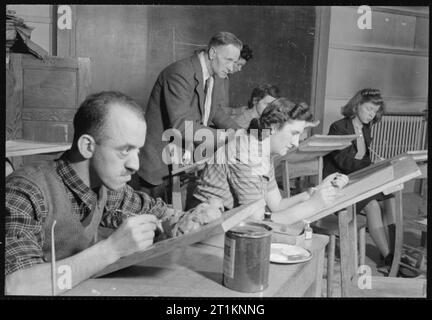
(5, 179), (46, 275)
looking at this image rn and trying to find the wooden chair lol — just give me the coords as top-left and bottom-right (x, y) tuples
(312, 210), (367, 297)
(402, 217), (427, 276)
(171, 161), (206, 210)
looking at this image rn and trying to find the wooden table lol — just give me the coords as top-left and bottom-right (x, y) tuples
(64, 233), (329, 297)
(6, 139), (71, 157)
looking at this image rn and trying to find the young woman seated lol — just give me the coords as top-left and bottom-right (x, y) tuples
(191, 97), (349, 226)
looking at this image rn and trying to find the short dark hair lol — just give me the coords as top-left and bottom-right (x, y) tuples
(248, 98), (313, 140)
(341, 88), (385, 124)
(72, 91), (144, 145)
(208, 31), (242, 51)
(247, 84), (281, 109)
(240, 44), (253, 61)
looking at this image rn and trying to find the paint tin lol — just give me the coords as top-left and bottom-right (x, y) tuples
(222, 221), (272, 292)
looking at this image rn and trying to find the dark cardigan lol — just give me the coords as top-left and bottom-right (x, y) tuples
(323, 117), (372, 178)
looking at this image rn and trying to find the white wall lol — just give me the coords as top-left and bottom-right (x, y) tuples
(322, 6), (429, 134)
(7, 4), (53, 54)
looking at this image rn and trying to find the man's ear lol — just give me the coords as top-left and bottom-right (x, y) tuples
(77, 134), (96, 159)
(208, 47), (216, 60)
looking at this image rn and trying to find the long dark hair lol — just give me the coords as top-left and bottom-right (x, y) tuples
(247, 98), (313, 140)
(341, 88), (385, 124)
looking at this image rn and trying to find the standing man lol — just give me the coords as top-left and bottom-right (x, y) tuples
(134, 32), (243, 200)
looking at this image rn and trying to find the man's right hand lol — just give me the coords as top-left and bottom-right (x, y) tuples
(105, 214), (157, 260)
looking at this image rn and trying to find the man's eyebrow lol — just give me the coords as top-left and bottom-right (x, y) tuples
(115, 143), (140, 150)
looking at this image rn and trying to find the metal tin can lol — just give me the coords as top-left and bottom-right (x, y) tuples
(222, 221), (272, 292)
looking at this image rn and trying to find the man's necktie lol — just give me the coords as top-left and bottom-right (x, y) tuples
(203, 77), (213, 126)
(204, 77), (210, 95)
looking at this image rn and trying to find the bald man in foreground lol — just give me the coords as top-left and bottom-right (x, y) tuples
(5, 91), (221, 295)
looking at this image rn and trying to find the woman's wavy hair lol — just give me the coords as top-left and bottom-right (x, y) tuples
(247, 97), (313, 140)
(247, 84), (280, 109)
(341, 88), (385, 124)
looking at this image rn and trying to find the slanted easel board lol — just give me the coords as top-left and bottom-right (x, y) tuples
(348, 153), (424, 183)
(94, 199), (265, 278)
(297, 134), (358, 152)
(273, 134), (358, 166)
(303, 156), (421, 224)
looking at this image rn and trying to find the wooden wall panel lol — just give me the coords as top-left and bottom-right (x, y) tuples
(23, 69), (77, 108)
(325, 48), (428, 99)
(6, 54), (24, 141)
(20, 55), (90, 145)
(22, 121), (72, 143)
(414, 17), (429, 51)
(330, 6), (416, 50)
(7, 54), (91, 166)
(22, 108), (76, 122)
(74, 5), (149, 107)
(22, 121), (74, 166)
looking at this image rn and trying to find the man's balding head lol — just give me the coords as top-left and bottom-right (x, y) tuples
(72, 91), (145, 146)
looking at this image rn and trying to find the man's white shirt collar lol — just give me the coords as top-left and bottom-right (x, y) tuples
(198, 51), (211, 82)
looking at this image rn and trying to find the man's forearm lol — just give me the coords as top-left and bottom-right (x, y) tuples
(5, 238), (118, 296)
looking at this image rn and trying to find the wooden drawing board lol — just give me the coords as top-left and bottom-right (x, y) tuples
(349, 152), (425, 182)
(94, 199), (265, 277)
(406, 150), (427, 162)
(297, 134), (358, 152)
(273, 134), (358, 166)
(304, 155), (421, 224)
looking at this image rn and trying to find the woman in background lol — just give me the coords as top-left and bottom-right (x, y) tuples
(323, 88), (396, 267)
(233, 84), (280, 129)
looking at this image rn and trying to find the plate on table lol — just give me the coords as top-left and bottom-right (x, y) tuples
(270, 243), (312, 264)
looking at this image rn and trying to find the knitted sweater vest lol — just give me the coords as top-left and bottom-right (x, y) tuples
(6, 161), (107, 262)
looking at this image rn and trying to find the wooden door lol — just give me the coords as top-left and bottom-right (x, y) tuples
(7, 53), (91, 165)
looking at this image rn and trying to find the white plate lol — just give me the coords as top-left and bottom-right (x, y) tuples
(270, 243), (312, 264)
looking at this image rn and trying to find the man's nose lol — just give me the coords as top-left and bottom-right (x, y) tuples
(125, 152), (139, 172)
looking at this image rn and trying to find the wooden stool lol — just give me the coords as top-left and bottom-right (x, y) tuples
(312, 213), (367, 297)
(402, 218), (427, 276)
